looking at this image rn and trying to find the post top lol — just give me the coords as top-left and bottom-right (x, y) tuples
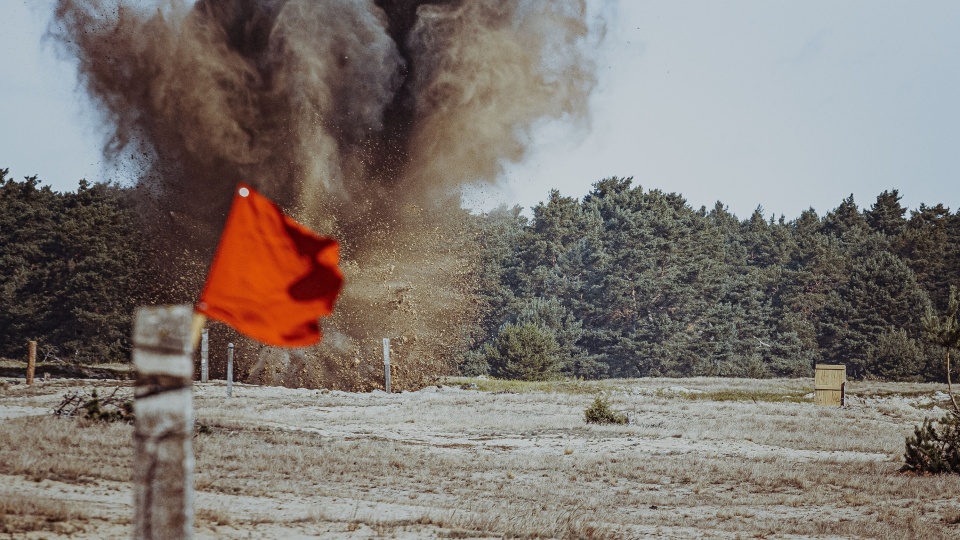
(133, 305), (194, 355)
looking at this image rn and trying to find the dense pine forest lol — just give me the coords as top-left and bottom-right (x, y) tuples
(0, 170), (149, 363)
(3, 168), (959, 382)
(465, 177), (960, 382)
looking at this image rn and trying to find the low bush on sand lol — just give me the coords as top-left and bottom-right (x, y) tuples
(584, 395), (628, 425)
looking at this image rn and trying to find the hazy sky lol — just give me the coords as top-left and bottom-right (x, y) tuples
(2, 1), (959, 219)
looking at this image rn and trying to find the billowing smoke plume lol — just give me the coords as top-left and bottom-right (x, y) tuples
(50, 0), (599, 389)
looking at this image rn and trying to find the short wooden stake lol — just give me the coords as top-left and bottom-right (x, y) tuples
(383, 338), (391, 393)
(132, 305), (195, 540)
(226, 343), (234, 398)
(26, 340), (37, 385)
(200, 330), (209, 383)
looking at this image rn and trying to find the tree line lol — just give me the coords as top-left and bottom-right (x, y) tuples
(0, 169), (150, 362)
(465, 177), (960, 382)
(3, 168), (959, 382)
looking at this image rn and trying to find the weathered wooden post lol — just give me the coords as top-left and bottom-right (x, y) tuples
(200, 329), (209, 383)
(382, 338), (391, 393)
(226, 343), (234, 398)
(132, 305), (194, 540)
(26, 340), (37, 385)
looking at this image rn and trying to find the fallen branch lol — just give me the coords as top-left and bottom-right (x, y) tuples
(52, 387), (134, 422)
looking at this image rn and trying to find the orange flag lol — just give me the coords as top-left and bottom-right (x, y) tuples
(196, 183), (343, 347)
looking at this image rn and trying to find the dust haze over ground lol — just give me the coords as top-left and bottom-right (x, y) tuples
(48, 0), (601, 389)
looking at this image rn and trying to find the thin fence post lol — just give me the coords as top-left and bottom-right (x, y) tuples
(200, 330), (209, 383)
(26, 341), (37, 385)
(132, 305), (195, 540)
(226, 343), (234, 398)
(383, 338), (391, 393)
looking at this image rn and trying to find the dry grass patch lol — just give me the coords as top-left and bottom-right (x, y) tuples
(443, 376), (603, 394)
(0, 492), (88, 535)
(0, 415), (130, 484)
(2, 377), (960, 538)
(682, 388), (809, 403)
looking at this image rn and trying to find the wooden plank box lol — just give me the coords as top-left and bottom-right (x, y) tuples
(815, 364), (846, 406)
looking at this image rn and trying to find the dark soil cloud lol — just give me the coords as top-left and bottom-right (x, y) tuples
(50, 0), (601, 389)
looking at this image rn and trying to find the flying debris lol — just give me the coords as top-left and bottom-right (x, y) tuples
(50, 0), (602, 390)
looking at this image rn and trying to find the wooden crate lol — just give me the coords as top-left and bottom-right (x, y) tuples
(814, 364), (846, 406)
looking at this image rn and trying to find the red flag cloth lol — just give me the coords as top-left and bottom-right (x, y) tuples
(196, 183), (343, 347)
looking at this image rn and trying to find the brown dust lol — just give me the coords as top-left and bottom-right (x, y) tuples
(49, 0), (601, 389)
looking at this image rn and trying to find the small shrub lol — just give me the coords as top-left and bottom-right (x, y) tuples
(82, 389), (134, 423)
(53, 388), (134, 423)
(901, 413), (960, 474)
(584, 396), (628, 425)
(457, 350), (491, 378)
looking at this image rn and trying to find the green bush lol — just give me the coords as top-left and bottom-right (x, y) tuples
(82, 389), (134, 423)
(584, 396), (628, 425)
(457, 350), (491, 377)
(902, 413), (960, 474)
(484, 322), (562, 381)
(869, 327), (927, 382)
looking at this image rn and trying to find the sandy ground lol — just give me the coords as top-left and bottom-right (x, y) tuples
(2, 376), (960, 539)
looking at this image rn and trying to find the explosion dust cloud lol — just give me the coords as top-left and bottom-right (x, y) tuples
(50, 0), (602, 390)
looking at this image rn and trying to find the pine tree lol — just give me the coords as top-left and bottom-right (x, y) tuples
(483, 322), (562, 381)
(461, 206), (527, 375)
(901, 204), (953, 310)
(822, 194), (868, 238)
(580, 179), (727, 377)
(780, 213), (842, 366)
(922, 286), (960, 408)
(47, 181), (149, 361)
(865, 189), (907, 238)
(869, 327), (928, 382)
(820, 250), (931, 379)
(0, 171), (63, 358)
